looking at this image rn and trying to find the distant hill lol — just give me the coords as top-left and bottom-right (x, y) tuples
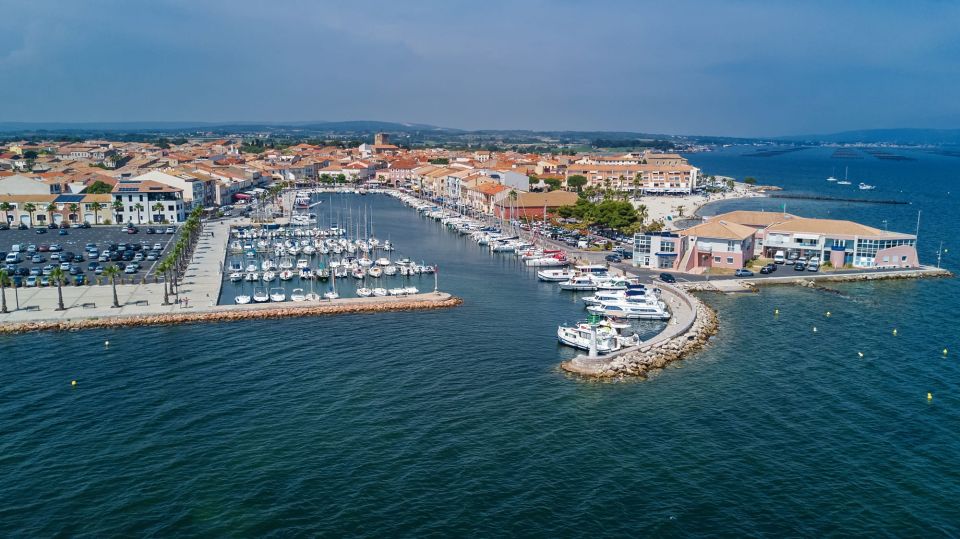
(779, 128), (960, 145)
(0, 120), (455, 134)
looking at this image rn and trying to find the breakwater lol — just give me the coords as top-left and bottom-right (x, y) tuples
(0, 293), (462, 334)
(768, 193), (910, 204)
(561, 285), (718, 379)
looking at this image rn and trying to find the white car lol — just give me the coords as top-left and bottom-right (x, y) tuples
(165, 227), (175, 234)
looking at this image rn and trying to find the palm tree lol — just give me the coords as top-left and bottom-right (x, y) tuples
(636, 204), (649, 226)
(23, 203), (36, 226)
(134, 203), (144, 224)
(152, 202), (164, 223)
(0, 201), (12, 225)
(92, 202), (105, 225)
(50, 267), (66, 311)
(0, 268), (9, 314)
(112, 199), (124, 222)
(46, 202), (57, 225)
(157, 259), (171, 305)
(68, 203), (80, 223)
(632, 174), (641, 198)
(103, 265), (121, 308)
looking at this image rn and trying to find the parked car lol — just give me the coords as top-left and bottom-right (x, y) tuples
(145, 227), (155, 234)
(38, 244), (49, 252)
(48, 222), (58, 229)
(59, 229), (68, 235)
(74, 274), (86, 285)
(35, 228), (46, 234)
(123, 265), (138, 274)
(734, 268), (754, 277)
(604, 253), (623, 263)
(39, 276), (50, 286)
(659, 272), (677, 283)
(17, 223), (28, 230)
(127, 227), (138, 234)
(87, 262), (100, 271)
(794, 262), (807, 271)
(25, 276), (37, 287)
(0, 223), (9, 230)
(152, 243), (163, 251)
(165, 227), (176, 234)
(759, 263), (777, 274)
(30, 255), (43, 263)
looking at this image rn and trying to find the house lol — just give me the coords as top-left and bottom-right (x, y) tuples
(111, 179), (186, 224)
(494, 190), (579, 220)
(566, 163), (700, 194)
(634, 220), (756, 273)
(763, 218), (918, 269)
(128, 171), (206, 210)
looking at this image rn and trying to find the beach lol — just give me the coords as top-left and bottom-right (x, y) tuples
(632, 178), (766, 228)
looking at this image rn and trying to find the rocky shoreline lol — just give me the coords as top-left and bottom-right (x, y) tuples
(561, 293), (719, 380)
(0, 296), (463, 334)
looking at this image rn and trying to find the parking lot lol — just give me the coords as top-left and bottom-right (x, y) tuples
(1, 224), (180, 288)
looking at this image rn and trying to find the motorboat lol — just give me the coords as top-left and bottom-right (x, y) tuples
(269, 287), (286, 302)
(296, 259), (310, 269)
(368, 266), (383, 278)
(372, 287), (388, 297)
(558, 275), (599, 291)
(525, 255), (569, 267)
(244, 271), (259, 282)
(278, 257), (294, 270)
(557, 321), (641, 353)
(383, 265), (397, 276)
(357, 256), (373, 267)
(262, 271), (277, 282)
(229, 272), (243, 282)
(323, 288), (339, 300)
(403, 286), (419, 294)
(317, 268), (330, 281)
(537, 268), (577, 282)
(291, 288), (307, 302)
(352, 267), (366, 279)
(858, 182), (876, 190)
(586, 297), (671, 320)
(376, 257), (391, 266)
(356, 287), (373, 297)
(299, 268), (314, 279)
(279, 270), (294, 281)
(582, 288), (653, 306)
(228, 260), (243, 272)
(235, 293), (251, 304)
(252, 287), (270, 303)
(304, 292), (321, 301)
(245, 263), (258, 273)
(388, 287), (407, 295)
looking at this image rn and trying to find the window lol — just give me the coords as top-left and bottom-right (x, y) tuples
(713, 256), (721, 263)
(635, 235), (651, 254)
(661, 241), (675, 253)
(726, 257), (734, 264)
(168, 205), (174, 211)
(901, 255), (908, 262)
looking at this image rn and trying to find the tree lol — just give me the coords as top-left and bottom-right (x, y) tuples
(152, 202), (164, 223)
(92, 202), (105, 224)
(0, 269), (9, 314)
(566, 175), (587, 192)
(336, 174), (346, 184)
(635, 204), (649, 225)
(632, 174), (641, 197)
(112, 199), (124, 221)
(68, 203), (80, 222)
(85, 181), (113, 194)
(157, 259), (171, 305)
(23, 203), (36, 226)
(134, 203), (144, 223)
(726, 179), (735, 190)
(103, 265), (121, 308)
(543, 178), (562, 191)
(0, 201), (12, 224)
(744, 177), (758, 185)
(46, 202), (57, 224)
(50, 267), (66, 311)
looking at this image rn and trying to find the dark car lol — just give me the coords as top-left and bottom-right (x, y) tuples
(145, 227), (155, 234)
(35, 227), (47, 234)
(127, 227), (138, 234)
(17, 223), (28, 230)
(0, 223), (9, 230)
(659, 272), (677, 283)
(122, 251), (135, 261)
(74, 274), (86, 285)
(759, 264), (776, 274)
(72, 254), (84, 263)
(621, 251), (633, 260)
(81, 222), (91, 229)
(58, 229), (68, 236)
(59, 222), (69, 229)
(16, 267), (30, 276)
(605, 253), (623, 263)
(109, 252), (122, 261)
(87, 262), (100, 271)
(115, 261), (126, 270)
(48, 222), (58, 229)
(794, 262), (807, 271)
(734, 268), (754, 277)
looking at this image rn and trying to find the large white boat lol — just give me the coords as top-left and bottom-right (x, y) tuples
(290, 288), (307, 302)
(372, 287), (388, 297)
(558, 275), (599, 291)
(235, 293), (251, 304)
(586, 297), (671, 320)
(582, 288), (654, 306)
(229, 272), (243, 282)
(356, 287), (373, 297)
(556, 322), (640, 353)
(252, 287), (270, 303)
(368, 266), (383, 278)
(269, 287), (287, 302)
(279, 270), (294, 281)
(525, 255), (569, 267)
(537, 268), (577, 282)
(262, 270), (276, 282)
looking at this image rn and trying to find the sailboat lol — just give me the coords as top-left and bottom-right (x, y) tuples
(826, 167), (838, 182)
(837, 166), (852, 185)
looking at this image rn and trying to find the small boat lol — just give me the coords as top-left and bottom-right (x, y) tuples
(383, 265), (397, 276)
(368, 267), (383, 278)
(557, 324), (621, 353)
(356, 287), (373, 297)
(586, 297), (671, 320)
(262, 271), (276, 282)
(252, 287), (270, 303)
(837, 181), (852, 185)
(537, 268), (576, 282)
(558, 275), (598, 291)
(279, 270), (294, 281)
(357, 256), (373, 267)
(317, 268), (330, 281)
(403, 286), (419, 294)
(323, 288), (339, 300)
(299, 268), (314, 279)
(269, 287), (286, 302)
(376, 257), (391, 266)
(352, 267), (366, 279)
(228, 260), (243, 272)
(858, 182), (876, 190)
(826, 176), (838, 182)
(235, 293), (251, 304)
(372, 287), (388, 297)
(291, 288), (307, 302)
(296, 259), (310, 269)
(388, 287), (407, 296)
(302, 245), (316, 256)
(245, 263), (258, 273)
(304, 292), (321, 301)
(229, 272), (243, 282)
(244, 271), (259, 282)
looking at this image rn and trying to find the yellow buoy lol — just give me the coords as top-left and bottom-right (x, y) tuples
(857, 352), (864, 358)
(928, 392), (933, 401)
(71, 380), (77, 387)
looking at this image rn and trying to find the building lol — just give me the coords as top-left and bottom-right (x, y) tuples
(494, 190), (579, 220)
(111, 178), (186, 224)
(763, 217), (918, 269)
(128, 171), (205, 210)
(566, 163), (700, 194)
(374, 133), (390, 145)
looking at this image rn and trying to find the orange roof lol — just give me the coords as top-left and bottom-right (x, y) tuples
(476, 183), (509, 195)
(708, 210), (795, 227)
(680, 220), (756, 241)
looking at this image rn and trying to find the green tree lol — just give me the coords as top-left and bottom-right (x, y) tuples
(112, 199), (124, 221)
(726, 179), (735, 190)
(0, 201), (12, 224)
(23, 203), (36, 226)
(50, 267), (66, 311)
(92, 202), (105, 224)
(152, 202), (164, 222)
(103, 265), (121, 308)
(0, 268), (9, 314)
(68, 203), (80, 222)
(543, 178), (562, 191)
(46, 202), (57, 224)
(85, 181), (113, 194)
(566, 175), (587, 192)
(744, 177), (758, 185)
(157, 259), (171, 305)
(134, 203), (144, 223)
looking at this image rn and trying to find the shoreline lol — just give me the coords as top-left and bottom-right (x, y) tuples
(0, 292), (462, 334)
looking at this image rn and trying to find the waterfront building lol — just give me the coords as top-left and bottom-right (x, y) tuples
(111, 178), (186, 224)
(763, 217), (918, 268)
(494, 190), (578, 220)
(566, 162), (700, 194)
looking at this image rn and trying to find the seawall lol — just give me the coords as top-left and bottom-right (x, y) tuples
(0, 293), (462, 334)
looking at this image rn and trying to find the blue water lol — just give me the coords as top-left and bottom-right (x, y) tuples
(2, 147), (959, 536)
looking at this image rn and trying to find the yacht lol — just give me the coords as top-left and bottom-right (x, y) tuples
(252, 287), (270, 303)
(291, 288), (307, 302)
(356, 287), (373, 297)
(323, 288), (339, 300)
(558, 275), (599, 291)
(304, 291), (321, 301)
(368, 266), (383, 278)
(352, 267), (366, 279)
(262, 270), (276, 282)
(537, 268), (577, 282)
(279, 270), (294, 281)
(372, 287), (388, 297)
(557, 323), (628, 353)
(269, 287), (287, 302)
(383, 265), (397, 276)
(376, 257), (391, 266)
(582, 288), (654, 306)
(296, 258), (310, 269)
(858, 182), (876, 190)
(244, 271), (259, 282)
(586, 297), (671, 320)
(229, 272), (243, 282)
(235, 293), (251, 304)
(299, 268), (314, 279)
(525, 255), (569, 267)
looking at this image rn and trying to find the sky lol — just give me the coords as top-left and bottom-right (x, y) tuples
(1, 0), (959, 137)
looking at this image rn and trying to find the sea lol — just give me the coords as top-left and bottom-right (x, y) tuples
(1, 145), (959, 536)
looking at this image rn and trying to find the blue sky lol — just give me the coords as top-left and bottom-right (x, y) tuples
(1, 0), (958, 137)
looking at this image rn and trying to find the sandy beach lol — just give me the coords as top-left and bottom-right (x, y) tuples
(633, 179), (767, 229)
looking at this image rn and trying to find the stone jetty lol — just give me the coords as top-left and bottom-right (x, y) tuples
(0, 293), (462, 334)
(561, 284), (718, 379)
